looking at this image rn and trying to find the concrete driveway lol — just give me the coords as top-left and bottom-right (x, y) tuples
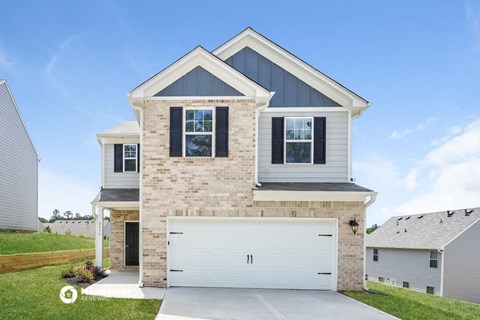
(157, 288), (398, 320)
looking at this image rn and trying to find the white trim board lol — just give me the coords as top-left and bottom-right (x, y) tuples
(253, 190), (374, 202)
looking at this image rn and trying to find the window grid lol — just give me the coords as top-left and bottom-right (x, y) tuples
(373, 248), (379, 262)
(123, 144), (137, 172)
(184, 108), (215, 158)
(284, 117), (313, 164)
(429, 251), (438, 268)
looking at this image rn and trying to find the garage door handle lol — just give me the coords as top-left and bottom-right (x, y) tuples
(250, 254), (253, 264)
(247, 254), (250, 264)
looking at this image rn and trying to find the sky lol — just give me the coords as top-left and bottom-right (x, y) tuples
(1, 0), (479, 226)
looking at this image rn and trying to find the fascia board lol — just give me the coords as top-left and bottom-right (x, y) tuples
(253, 190), (373, 202)
(130, 47), (270, 100)
(214, 31), (369, 109)
(92, 201), (139, 210)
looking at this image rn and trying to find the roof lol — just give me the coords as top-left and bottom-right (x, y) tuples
(257, 182), (372, 192)
(0, 80), (39, 160)
(366, 207), (480, 250)
(97, 121), (139, 136)
(93, 188), (139, 202)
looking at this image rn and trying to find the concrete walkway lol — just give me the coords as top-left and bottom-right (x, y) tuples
(83, 271), (165, 300)
(157, 287), (398, 320)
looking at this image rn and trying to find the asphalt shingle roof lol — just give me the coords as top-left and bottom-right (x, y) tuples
(93, 188), (140, 202)
(366, 207), (480, 250)
(257, 182), (373, 192)
(98, 121), (139, 135)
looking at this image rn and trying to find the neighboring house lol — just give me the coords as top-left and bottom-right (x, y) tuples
(92, 28), (376, 291)
(366, 207), (480, 304)
(0, 80), (39, 232)
(43, 219), (110, 238)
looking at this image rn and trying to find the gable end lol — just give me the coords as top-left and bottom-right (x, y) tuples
(155, 66), (243, 97)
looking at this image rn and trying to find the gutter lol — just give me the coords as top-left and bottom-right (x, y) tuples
(254, 92), (274, 188)
(364, 192), (377, 209)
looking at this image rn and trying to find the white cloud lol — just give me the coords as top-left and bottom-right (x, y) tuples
(38, 168), (97, 219)
(44, 35), (76, 77)
(389, 117), (436, 140)
(395, 116), (480, 215)
(405, 168), (418, 190)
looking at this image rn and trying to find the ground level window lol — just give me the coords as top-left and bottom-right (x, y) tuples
(403, 282), (409, 288)
(365, 274), (369, 280)
(379, 277), (384, 283)
(430, 251), (438, 268)
(373, 248), (379, 262)
(426, 286), (434, 294)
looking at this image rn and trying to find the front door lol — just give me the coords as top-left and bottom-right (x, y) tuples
(125, 222), (139, 266)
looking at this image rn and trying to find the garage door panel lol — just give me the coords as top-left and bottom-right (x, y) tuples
(168, 218), (337, 290)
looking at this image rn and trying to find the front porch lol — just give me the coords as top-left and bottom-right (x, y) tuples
(83, 271), (165, 300)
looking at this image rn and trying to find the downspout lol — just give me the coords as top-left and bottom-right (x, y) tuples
(363, 192), (378, 290)
(254, 93), (274, 188)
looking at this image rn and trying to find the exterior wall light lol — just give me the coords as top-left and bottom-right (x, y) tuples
(349, 219), (359, 235)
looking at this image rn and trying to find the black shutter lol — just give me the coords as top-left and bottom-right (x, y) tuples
(170, 107), (183, 157)
(215, 107), (229, 157)
(271, 117), (284, 164)
(114, 144), (123, 172)
(313, 117), (326, 164)
(137, 144), (140, 173)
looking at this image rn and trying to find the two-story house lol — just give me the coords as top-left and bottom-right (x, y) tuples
(92, 28), (376, 291)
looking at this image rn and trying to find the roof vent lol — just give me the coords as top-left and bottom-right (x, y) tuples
(406, 216), (411, 220)
(465, 209), (474, 216)
(418, 215), (423, 219)
(440, 218), (443, 223)
(396, 231), (400, 234)
(447, 211), (455, 217)
(404, 228), (407, 233)
(396, 221), (399, 226)
(398, 217), (403, 221)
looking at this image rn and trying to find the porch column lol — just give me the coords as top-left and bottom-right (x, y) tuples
(95, 206), (104, 268)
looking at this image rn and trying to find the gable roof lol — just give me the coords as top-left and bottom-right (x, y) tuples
(212, 27), (369, 117)
(96, 121), (140, 137)
(0, 80), (39, 160)
(366, 207), (480, 250)
(129, 46), (272, 105)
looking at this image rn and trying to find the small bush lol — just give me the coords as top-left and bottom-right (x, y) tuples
(61, 266), (76, 278)
(90, 266), (107, 280)
(44, 226), (52, 233)
(85, 260), (94, 269)
(75, 268), (94, 283)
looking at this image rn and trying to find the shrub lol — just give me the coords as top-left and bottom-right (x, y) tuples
(44, 226), (52, 233)
(61, 266), (76, 278)
(90, 266), (107, 280)
(75, 268), (94, 283)
(85, 260), (94, 269)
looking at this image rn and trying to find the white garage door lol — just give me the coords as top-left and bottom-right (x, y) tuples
(167, 217), (337, 290)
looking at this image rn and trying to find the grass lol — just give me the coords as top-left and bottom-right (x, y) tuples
(0, 259), (161, 320)
(0, 232), (109, 255)
(344, 281), (480, 320)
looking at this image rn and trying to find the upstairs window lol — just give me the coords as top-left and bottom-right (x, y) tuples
(373, 248), (379, 262)
(123, 144), (137, 172)
(185, 109), (213, 157)
(429, 251), (438, 268)
(285, 117), (313, 163)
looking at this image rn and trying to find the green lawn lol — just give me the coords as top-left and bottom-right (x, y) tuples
(344, 281), (480, 320)
(0, 259), (161, 320)
(0, 232), (109, 255)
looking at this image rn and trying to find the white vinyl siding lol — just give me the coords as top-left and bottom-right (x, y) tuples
(104, 144), (139, 188)
(258, 110), (348, 182)
(443, 220), (480, 304)
(366, 248), (442, 295)
(0, 82), (38, 231)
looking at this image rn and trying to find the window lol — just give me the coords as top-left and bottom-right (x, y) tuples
(426, 286), (434, 294)
(123, 144), (137, 172)
(379, 277), (384, 283)
(285, 117), (313, 163)
(430, 251), (438, 268)
(373, 249), (379, 262)
(185, 109), (213, 157)
(403, 282), (409, 288)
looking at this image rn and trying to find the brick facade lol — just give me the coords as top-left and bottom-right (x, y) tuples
(110, 210), (139, 271)
(136, 99), (365, 291)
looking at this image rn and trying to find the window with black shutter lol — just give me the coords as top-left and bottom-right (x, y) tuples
(313, 117), (326, 164)
(271, 117), (284, 164)
(215, 107), (229, 157)
(114, 144), (123, 172)
(170, 107), (183, 157)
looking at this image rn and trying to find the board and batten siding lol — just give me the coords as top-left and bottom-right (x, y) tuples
(366, 248), (442, 295)
(104, 144), (139, 188)
(0, 82), (38, 231)
(258, 110), (348, 182)
(443, 219), (480, 304)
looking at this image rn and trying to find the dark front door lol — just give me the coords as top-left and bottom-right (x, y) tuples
(125, 222), (139, 266)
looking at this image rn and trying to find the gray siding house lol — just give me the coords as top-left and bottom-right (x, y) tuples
(366, 207), (480, 304)
(0, 80), (39, 232)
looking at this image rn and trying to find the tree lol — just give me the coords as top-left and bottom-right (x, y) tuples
(49, 209), (62, 223)
(366, 224), (378, 234)
(75, 212), (82, 219)
(38, 217), (48, 223)
(64, 210), (73, 220)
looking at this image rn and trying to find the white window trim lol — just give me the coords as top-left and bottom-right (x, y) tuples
(373, 248), (379, 262)
(183, 107), (216, 158)
(429, 251), (438, 268)
(284, 116), (314, 164)
(123, 144), (138, 173)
